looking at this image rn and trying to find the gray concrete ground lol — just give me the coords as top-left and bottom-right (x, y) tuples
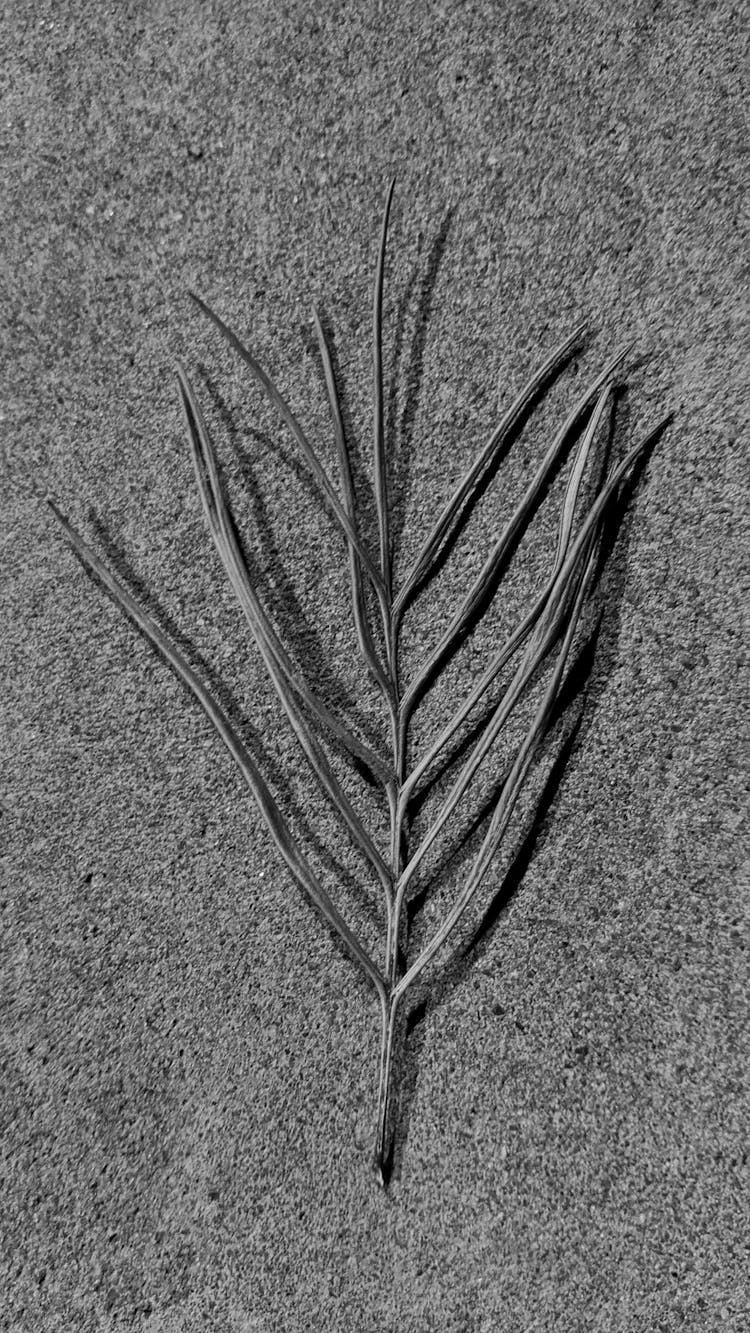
(2, 2), (747, 1329)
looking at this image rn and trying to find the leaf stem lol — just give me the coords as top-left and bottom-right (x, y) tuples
(374, 989), (400, 1184)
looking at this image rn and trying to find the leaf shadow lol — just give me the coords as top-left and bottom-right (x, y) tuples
(387, 207), (455, 558)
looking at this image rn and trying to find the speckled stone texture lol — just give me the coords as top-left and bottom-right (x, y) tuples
(2, 1), (747, 1330)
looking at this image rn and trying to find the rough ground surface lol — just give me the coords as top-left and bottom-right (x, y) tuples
(2, 2), (748, 1330)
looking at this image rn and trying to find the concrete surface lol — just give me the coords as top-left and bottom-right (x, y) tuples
(2, 1), (747, 1329)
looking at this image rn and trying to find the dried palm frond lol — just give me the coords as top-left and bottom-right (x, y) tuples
(49, 182), (667, 1185)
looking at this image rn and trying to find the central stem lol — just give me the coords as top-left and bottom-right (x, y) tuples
(374, 611), (405, 1183)
(374, 990), (400, 1184)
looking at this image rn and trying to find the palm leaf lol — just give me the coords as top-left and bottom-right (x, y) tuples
(50, 182), (667, 1186)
